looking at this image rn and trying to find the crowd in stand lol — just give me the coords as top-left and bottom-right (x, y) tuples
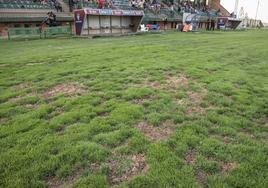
(33, 0), (63, 11)
(81, 0), (113, 9)
(176, 0), (209, 13)
(130, 0), (161, 11)
(128, 0), (212, 15)
(70, 0), (218, 17)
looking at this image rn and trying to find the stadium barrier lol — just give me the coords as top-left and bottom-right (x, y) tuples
(8, 27), (42, 40)
(43, 26), (72, 38)
(8, 26), (72, 40)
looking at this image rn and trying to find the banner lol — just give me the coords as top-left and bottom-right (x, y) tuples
(84, 8), (144, 16)
(74, 9), (85, 35)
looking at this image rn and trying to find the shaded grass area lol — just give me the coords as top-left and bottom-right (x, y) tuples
(0, 30), (268, 188)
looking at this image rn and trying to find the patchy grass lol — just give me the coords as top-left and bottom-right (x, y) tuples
(0, 30), (268, 187)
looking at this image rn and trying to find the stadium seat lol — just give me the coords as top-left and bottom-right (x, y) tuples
(0, 0), (55, 10)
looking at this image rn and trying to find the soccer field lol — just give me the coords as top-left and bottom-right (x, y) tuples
(0, 30), (268, 188)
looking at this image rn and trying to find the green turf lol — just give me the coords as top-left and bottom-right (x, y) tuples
(0, 30), (268, 188)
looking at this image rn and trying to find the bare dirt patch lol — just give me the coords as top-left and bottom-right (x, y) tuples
(165, 75), (188, 90)
(141, 74), (188, 91)
(97, 111), (110, 117)
(185, 150), (197, 166)
(132, 95), (155, 105)
(7, 92), (38, 103)
(46, 168), (83, 188)
(209, 134), (239, 144)
(186, 91), (206, 104)
(26, 62), (46, 66)
(263, 117), (268, 128)
(43, 83), (86, 98)
(88, 162), (101, 173)
(142, 80), (163, 90)
(108, 153), (148, 185)
(47, 106), (64, 119)
(0, 117), (8, 125)
(196, 170), (207, 186)
(12, 82), (32, 90)
(186, 106), (206, 116)
(240, 128), (256, 139)
(23, 103), (38, 109)
(136, 121), (174, 141)
(205, 156), (239, 176)
(184, 89), (207, 116)
(221, 162), (239, 176)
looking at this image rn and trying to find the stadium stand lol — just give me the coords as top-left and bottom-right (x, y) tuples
(0, 0), (73, 38)
(0, 0), (56, 10)
(0, 0), (236, 38)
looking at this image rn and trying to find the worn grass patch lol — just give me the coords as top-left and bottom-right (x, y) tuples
(0, 30), (268, 187)
(107, 153), (148, 185)
(43, 83), (86, 98)
(136, 120), (175, 141)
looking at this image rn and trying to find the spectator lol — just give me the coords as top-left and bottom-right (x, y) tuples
(98, 0), (103, 9)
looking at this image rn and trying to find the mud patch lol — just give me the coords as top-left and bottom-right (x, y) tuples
(46, 168), (83, 188)
(43, 83), (86, 98)
(108, 153), (148, 185)
(136, 121), (174, 141)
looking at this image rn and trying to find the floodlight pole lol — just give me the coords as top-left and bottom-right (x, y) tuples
(234, 0), (239, 17)
(255, 0), (260, 27)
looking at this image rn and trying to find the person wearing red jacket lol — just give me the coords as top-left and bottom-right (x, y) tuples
(98, 0), (103, 9)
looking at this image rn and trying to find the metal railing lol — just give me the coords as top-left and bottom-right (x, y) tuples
(7, 26), (72, 40)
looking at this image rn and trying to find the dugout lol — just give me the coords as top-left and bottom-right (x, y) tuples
(74, 8), (144, 36)
(217, 17), (242, 30)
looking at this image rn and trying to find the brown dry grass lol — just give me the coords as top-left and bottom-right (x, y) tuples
(46, 168), (83, 188)
(165, 75), (188, 90)
(136, 121), (175, 141)
(108, 154), (148, 185)
(185, 150), (197, 166)
(220, 162), (239, 176)
(12, 82), (32, 90)
(43, 83), (86, 98)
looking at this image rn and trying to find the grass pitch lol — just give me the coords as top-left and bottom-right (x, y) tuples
(0, 30), (268, 188)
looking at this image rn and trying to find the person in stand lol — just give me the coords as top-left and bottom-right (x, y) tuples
(211, 19), (215, 31)
(98, 0), (103, 9)
(163, 17), (168, 31)
(206, 19), (210, 30)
